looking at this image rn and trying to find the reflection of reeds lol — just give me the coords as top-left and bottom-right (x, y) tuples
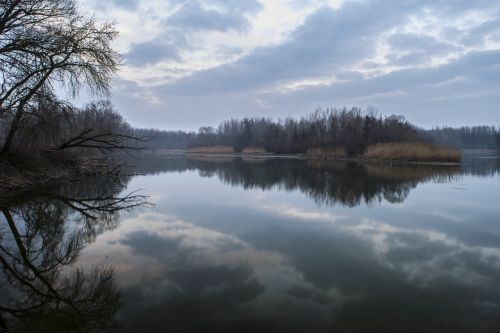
(241, 157), (267, 164)
(186, 146), (235, 153)
(307, 160), (461, 183)
(363, 164), (461, 183)
(187, 155), (235, 163)
(364, 142), (461, 162)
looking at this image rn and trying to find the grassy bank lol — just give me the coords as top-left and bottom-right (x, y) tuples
(363, 142), (461, 162)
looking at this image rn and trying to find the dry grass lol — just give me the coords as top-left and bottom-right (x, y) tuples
(306, 147), (347, 158)
(186, 146), (235, 154)
(363, 142), (461, 162)
(242, 147), (269, 154)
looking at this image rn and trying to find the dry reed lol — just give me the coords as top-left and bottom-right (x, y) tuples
(241, 147), (269, 154)
(363, 142), (461, 162)
(186, 146), (235, 154)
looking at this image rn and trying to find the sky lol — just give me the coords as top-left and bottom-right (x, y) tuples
(79, 0), (500, 130)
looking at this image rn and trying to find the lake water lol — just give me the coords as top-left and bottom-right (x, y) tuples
(1, 153), (500, 332)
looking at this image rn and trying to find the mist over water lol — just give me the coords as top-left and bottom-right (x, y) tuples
(2, 153), (500, 332)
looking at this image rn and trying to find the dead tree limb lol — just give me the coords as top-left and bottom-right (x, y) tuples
(48, 128), (150, 153)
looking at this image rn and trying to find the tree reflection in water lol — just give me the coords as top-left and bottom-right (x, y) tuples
(0, 178), (148, 333)
(131, 155), (462, 207)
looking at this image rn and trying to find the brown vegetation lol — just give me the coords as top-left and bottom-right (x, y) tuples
(242, 147), (269, 154)
(186, 146), (235, 154)
(363, 142), (461, 162)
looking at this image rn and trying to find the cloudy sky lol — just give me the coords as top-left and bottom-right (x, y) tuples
(79, 0), (500, 130)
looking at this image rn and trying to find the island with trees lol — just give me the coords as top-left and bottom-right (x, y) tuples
(134, 108), (499, 163)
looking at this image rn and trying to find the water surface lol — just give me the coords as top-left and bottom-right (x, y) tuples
(2, 153), (500, 332)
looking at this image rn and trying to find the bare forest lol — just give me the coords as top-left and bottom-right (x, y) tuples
(135, 108), (500, 155)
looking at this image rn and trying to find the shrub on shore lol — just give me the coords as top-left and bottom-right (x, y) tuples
(363, 142), (461, 162)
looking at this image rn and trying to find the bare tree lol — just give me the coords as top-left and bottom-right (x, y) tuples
(0, 0), (119, 155)
(0, 182), (149, 332)
(47, 101), (149, 154)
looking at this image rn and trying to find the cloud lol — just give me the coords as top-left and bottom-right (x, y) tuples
(111, 0), (139, 11)
(85, 0), (500, 128)
(125, 39), (180, 65)
(273, 50), (500, 100)
(386, 32), (461, 65)
(165, 0), (262, 32)
(158, 2), (409, 96)
(209, 0), (263, 13)
(157, 0), (499, 96)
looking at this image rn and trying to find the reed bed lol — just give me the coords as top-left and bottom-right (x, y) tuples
(241, 147), (269, 154)
(186, 146), (235, 154)
(363, 142), (461, 162)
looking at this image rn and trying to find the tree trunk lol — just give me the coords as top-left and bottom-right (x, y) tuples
(0, 69), (53, 156)
(0, 103), (25, 155)
(0, 313), (8, 332)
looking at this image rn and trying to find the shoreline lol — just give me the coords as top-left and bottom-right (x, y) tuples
(0, 154), (128, 204)
(3, 148), (494, 200)
(149, 150), (464, 166)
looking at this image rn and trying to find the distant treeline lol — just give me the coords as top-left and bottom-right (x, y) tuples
(132, 128), (196, 151)
(422, 126), (500, 149)
(134, 108), (500, 153)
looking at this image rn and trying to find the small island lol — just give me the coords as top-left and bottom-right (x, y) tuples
(135, 108), (499, 164)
